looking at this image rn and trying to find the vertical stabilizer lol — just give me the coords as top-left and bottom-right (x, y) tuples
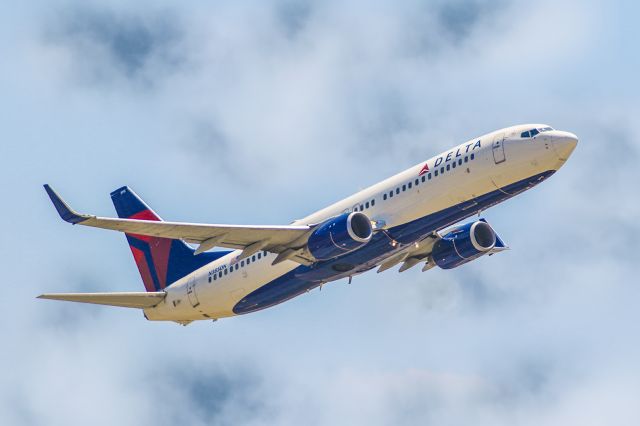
(110, 186), (230, 291)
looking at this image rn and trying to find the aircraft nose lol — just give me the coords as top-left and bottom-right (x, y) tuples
(551, 131), (578, 161)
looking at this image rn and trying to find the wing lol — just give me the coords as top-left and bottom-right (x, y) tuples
(44, 185), (314, 264)
(38, 292), (166, 309)
(376, 233), (439, 273)
(377, 221), (509, 273)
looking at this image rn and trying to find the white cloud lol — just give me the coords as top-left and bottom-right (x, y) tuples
(1, 0), (639, 425)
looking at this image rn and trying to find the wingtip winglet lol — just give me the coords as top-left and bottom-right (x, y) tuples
(43, 184), (88, 224)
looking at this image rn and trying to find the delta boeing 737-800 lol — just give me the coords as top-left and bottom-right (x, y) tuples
(40, 124), (577, 325)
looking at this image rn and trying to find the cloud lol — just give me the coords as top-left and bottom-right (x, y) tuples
(43, 4), (185, 90)
(276, 1), (313, 40)
(1, 0), (640, 425)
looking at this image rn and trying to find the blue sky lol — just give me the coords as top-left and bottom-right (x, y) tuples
(1, 1), (639, 425)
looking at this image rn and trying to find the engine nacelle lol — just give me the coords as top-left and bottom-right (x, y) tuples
(307, 212), (373, 261)
(432, 220), (497, 269)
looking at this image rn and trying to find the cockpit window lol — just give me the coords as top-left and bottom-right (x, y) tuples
(521, 127), (554, 138)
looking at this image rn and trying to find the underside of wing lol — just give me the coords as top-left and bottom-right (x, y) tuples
(38, 292), (166, 309)
(378, 219), (510, 273)
(44, 185), (314, 263)
(377, 233), (439, 273)
(78, 217), (312, 251)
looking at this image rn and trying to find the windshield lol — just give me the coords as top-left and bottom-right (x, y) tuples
(521, 126), (554, 138)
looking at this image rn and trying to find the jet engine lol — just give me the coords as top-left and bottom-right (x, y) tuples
(307, 212), (373, 260)
(432, 220), (497, 269)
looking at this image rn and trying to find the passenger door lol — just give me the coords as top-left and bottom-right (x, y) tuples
(492, 133), (506, 164)
(186, 275), (200, 308)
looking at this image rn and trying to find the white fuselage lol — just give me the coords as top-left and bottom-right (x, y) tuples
(144, 124), (577, 322)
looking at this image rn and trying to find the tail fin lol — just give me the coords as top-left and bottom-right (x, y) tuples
(110, 186), (230, 292)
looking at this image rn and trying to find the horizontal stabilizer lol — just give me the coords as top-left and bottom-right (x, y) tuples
(37, 292), (165, 309)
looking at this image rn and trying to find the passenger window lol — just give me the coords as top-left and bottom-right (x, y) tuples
(208, 276), (212, 283)
(530, 128), (539, 137)
(435, 170), (439, 176)
(440, 167), (444, 174)
(389, 191), (393, 198)
(396, 188), (400, 195)
(360, 204), (364, 210)
(247, 258), (251, 265)
(402, 184), (406, 191)
(446, 164), (450, 171)
(408, 182), (412, 189)
(241, 261), (245, 267)
(224, 269), (228, 275)
(258, 253), (261, 259)
(458, 159), (463, 166)
(365, 202), (370, 209)
(470, 153), (475, 160)
(421, 176), (426, 183)
(235, 264), (239, 270)
(452, 162), (456, 168)
(383, 194), (387, 200)
(428, 173), (432, 180)
(218, 272), (222, 278)
(371, 199), (375, 206)
(464, 157), (468, 163)
(415, 179), (419, 186)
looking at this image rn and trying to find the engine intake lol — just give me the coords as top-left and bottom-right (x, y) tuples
(308, 212), (373, 261)
(432, 220), (496, 269)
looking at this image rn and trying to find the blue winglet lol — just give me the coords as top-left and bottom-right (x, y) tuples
(43, 184), (88, 224)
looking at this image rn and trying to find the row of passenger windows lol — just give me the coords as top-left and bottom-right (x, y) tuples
(382, 153), (476, 201)
(353, 199), (376, 212)
(208, 251), (269, 282)
(521, 127), (553, 138)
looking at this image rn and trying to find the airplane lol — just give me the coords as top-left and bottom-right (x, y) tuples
(40, 124), (578, 325)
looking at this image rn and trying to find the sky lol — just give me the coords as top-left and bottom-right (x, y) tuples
(1, 0), (640, 424)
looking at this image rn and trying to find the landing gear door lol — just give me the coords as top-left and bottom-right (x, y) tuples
(492, 133), (506, 164)
(186, 275), (200, 308)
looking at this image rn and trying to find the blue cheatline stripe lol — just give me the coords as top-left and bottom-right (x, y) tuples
(233, 170), (555, 315)
(127, 236), (162, 291)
